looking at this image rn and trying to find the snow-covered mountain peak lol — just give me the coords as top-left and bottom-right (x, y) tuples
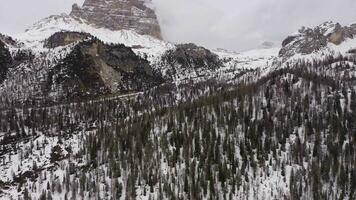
(279, 20), (356, 63)
(70, 0), (162, 39)
(14, 13), (174, 62)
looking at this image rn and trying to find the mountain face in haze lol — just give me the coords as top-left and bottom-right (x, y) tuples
(0, 1), (356, 199)
(279, 21), (356, 59)
(70, 0), (162, 39)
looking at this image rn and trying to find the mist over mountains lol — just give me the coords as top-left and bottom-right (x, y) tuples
(2, 0), (356, 50)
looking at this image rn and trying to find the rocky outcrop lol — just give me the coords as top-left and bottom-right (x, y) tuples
(279, 22), (356, 59)
(326, 23), (355, 45)
(160, 43), (222, 80)
(70, 0), (162, 39)
(44, 32), (92, 48)
(47, 38), (163, 100)
(0, 34), (19, 47)
(0, 40), (12, 84)
(279, 27), (327, 58)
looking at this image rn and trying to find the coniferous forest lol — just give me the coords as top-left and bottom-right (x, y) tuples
(1, 5), (356, 198)
(0, 53), (355, 199)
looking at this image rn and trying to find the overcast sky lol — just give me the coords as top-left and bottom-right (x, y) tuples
(1, 0), (356, 51)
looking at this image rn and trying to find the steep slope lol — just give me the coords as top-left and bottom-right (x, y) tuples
(1, 13), (270, 105)
(159, 43), (223, 81)
(70, 0), (162, 39)
(279, 21), (356, 62)
(47, 38), (164, 100)
(44, 31), (92, 49)
(17, 14), (173, 63)
(0, 54), (355, 200)
(0, 33), (21, 47)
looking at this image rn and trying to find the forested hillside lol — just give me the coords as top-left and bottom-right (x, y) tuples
(1, 3), (356, 199)
(0, 55), (355, 199)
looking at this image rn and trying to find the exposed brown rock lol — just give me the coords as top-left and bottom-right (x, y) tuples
(70, 0), (162, 39)
(48, 38), (163, 100)
(279, 22), (356, 59)
(326, 24), (354, 45)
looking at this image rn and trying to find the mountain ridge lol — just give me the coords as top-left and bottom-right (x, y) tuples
(70, 0), (162, 39)
(0, 3), (355, 200)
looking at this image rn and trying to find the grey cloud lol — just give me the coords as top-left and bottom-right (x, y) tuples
(0, 0), (84, 34)
(153, 0), (356, 50)
(1, 0), (355, 51)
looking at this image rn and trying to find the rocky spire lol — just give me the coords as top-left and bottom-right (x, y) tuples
(70, 0), (162, 39)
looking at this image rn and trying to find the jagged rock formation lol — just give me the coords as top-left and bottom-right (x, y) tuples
(327, 23), (355, 45)
(70, 0), (162, 39)
(0, 40), (12, 83)
(279, 26), (327, 58)
(279, 22), (356, 58)
(160, 43), (222, 80)
(47, 37), (164, 100)
(0, 33), (19, 47)
(44, 31), (92, 48)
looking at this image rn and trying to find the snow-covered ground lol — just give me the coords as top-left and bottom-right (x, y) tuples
(15, 14), (174, 64)
(13, 13), (281, 74)
(214, 47), (279, 70)
(284, 37), (356, 65)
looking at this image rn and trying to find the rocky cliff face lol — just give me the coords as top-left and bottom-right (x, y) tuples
(0, 34), (19, 47)
(160, 43), (222, 80)
(70, 0), (162, 39)
(279, 22), (356, 59)
(47, 36), (164, 100)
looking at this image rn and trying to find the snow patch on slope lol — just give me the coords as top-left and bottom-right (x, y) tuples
(214, 47), (279, 71)
(15, 14), (174, 63)
(285, 36), (356, 65)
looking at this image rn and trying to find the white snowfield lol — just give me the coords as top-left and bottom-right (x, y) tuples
(15, 14), (174, 64)
(13, 13), (280, 73)
(213, 47), (280, 70)
(10, 15), (356, 75)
